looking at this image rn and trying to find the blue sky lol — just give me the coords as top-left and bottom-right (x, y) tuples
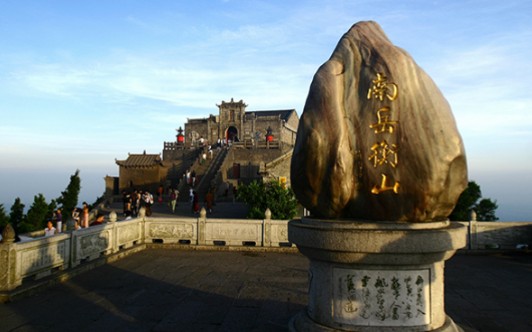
(0, 0), (531, 220)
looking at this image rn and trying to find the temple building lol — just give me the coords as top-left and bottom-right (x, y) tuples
(182, 98), (298, 147)
(107, 99), (299, 201)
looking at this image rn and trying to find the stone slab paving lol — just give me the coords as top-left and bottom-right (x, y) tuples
(0, 249), (531, 331)
(444, 252), (532, 332)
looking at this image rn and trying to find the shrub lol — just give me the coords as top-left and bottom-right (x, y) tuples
(237, 180), (298, 219)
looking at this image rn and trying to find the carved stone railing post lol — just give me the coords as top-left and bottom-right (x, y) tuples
(139, 213), (146, 245)
(109, 211), (118, 253)
(198, 207), (207, 245)
(263, 208), (272, 247)
(109, 211), (117, 223)
(139, 207), (146, 219)
(469, 211), (478, 250)
(111, 213), (118, 254)
(0, 223), (19, 291)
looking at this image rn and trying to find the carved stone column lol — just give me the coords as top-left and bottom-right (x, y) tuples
(0, 224), (19, 292)
(198, 207), (207, 245)
(288, 218), (466, 331)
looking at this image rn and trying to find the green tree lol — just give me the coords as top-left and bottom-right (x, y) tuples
(237, 180), (298, 219)
(25, 194), (50, 232)
(476, 198), (499, 221)
(449, 181), (498, 221)
(0, 204), (9, 233)
(57, 169), (81, 220)
(449, 181), (481, 221)
(9, 197), (25, 236)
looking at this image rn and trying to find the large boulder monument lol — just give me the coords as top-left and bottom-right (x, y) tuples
(288, 21), (468, 331)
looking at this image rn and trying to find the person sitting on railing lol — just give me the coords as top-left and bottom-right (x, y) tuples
(72, 207), (81, 227)
(91, 213), (105, 226)
(44, 221), (56, 237)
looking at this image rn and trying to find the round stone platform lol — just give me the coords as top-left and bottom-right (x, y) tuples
(288, 218), (467, 331)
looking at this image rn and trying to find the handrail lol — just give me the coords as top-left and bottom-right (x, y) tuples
(2, 218), (531, 294)
(0, 209), (293, 293)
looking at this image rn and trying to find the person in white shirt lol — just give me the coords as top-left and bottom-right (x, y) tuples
(44, 221), (56, 237)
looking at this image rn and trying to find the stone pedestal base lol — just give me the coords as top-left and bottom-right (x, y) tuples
(288, 218), (466, 331)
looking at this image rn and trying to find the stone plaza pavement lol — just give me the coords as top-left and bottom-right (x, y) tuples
(0, 247), (530, 332)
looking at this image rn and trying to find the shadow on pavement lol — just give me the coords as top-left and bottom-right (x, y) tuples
(0, 249), (308, 331)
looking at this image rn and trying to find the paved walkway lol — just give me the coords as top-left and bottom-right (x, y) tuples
(0, 249), (530, 331)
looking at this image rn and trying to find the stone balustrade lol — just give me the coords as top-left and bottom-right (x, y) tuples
(0, 208), (292, 292)
(457, 221), (532, 250)
(1, 215), (530, 293)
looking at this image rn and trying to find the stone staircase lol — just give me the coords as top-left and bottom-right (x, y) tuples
(177, 147), (229, 201)
(195, 147), (229, 199)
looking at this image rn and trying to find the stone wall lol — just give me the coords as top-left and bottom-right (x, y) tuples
(183, 112), (297, 147)
(185, 119), (206, 146)
(458, 221), (532, 250)
(118, 166), (166, 193)
(243, 116), (280, 141)
(280, 112), (299, 146)
(263, 151), (293, 186)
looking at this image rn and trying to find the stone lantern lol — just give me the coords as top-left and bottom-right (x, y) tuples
(266, 126), (273, 142)
(176, 126), (185, 144)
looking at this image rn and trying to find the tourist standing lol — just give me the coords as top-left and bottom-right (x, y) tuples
(192, 191), (200, 214)
(205, 190), (214, 213)
(191, 170), (196, 187)
(186, 169), (191, 185)
(157, 184), (164, 204)
(122, 191), (128, 215)
(72, 208), (81, 227)
(143, 191), (154, 216)
(134, 190), (142, 216)
(169, 188), (178, 213)
(54, 209), (62, 233)
(82, 202), (89, 228)
(124, 195), (132, 218)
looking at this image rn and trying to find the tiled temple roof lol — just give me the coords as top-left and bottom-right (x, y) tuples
(247, 109), (296, 121)
(116, 153), (163, 168)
